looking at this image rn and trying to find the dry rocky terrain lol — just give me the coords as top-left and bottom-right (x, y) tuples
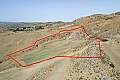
(0, 12), (120, 80)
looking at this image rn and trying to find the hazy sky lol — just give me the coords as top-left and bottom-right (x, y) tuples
(0, 0), (120, 22)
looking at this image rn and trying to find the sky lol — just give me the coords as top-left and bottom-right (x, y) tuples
(0, 0), (120, 22)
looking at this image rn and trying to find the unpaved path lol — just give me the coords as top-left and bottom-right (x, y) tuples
(102, 42), (120, 71)
(0, 57), (65, 80)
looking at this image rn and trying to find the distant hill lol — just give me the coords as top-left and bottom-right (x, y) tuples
(0, 21), (68, 32)
(0, 21), (66, 28)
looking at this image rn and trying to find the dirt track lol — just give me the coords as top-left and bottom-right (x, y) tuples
(102, 42), (120, 71)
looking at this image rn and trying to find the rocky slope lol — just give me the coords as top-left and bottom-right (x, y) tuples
(0, 12), (120, 80)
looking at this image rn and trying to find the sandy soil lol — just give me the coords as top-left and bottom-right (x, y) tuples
(0, 12), (120, 80)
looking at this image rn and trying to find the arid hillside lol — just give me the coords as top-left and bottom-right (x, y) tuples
(0, 12), (120, 80)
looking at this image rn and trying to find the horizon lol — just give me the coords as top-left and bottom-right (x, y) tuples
(0, 0), (120, 22)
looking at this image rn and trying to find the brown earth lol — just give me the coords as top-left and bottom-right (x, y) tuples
(0, 12), (120, 80)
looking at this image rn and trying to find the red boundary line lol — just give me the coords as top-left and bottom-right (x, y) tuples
(6, 26), (104, 67)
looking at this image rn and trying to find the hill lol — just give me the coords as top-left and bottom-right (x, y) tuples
(0, 12), (120, 80)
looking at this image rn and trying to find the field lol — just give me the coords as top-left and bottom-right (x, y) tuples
(0, 12), (120, 80)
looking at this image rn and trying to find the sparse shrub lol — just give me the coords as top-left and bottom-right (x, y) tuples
(102, 54), (110, 65)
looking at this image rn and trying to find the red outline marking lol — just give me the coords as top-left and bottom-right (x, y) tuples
(6, 26), (104, 67)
